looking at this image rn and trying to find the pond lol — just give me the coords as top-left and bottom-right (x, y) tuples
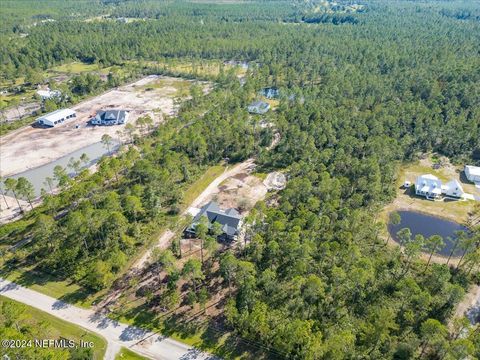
(388, 210), (468, 257)
(6, 140), (120, 197)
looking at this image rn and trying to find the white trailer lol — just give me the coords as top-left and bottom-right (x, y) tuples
(465, 165), (480, 184)
(36, 108), (76, 127)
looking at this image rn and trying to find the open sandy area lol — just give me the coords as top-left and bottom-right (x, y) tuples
(215, 173), (268, 212)
(0, 75), (195, 177)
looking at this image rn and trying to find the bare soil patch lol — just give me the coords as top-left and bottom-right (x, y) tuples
(0, 76), (200, 177)
(214, 174), (267, 213)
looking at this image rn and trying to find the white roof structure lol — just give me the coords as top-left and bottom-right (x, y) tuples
(38, 108), (75, 122)
(37, 89), (61, 99)
(465, 165), (480, 177)
(442, 179), (465, 198)
(415, 174), (442, 195)
(36, 108), (76, 127)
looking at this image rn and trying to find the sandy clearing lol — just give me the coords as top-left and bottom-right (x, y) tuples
(0, 76), (193, 177)
(189, 159), (256, 210)
(0, 195), (31, 223)
(454, 285), (480, 320)
(215, 174), (268, 212)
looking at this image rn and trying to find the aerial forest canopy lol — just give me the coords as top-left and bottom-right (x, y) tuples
(1, 0), (480, 359)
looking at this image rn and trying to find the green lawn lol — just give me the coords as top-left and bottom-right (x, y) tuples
(1, 266), (99, 309)
(181, 165), (225, 209)
(253, 172), (268, 180)
(51, 62), (100, 73)
(0, 295), (107, 359)
(115, 347), (148, 360)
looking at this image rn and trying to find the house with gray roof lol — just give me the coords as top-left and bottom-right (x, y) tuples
(260, 87), (280, 99)
(184, 201), (241, 241)
(247, 100), (270, 114)
(90, 110), (129, 126)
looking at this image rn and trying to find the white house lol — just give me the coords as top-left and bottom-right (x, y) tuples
(36, 108), (76, 127)
(37, 89), (61, 100)
(90, 110), (128, 126)
(465, 165), (480, 184)
(442, 179), (465, 198)
(415, 174), (442, 200)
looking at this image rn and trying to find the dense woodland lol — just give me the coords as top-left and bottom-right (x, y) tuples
(1, 0), (480, 359)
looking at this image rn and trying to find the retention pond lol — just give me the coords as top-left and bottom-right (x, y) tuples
(388, 210), (468, 257)
(7, 140), (120, 197)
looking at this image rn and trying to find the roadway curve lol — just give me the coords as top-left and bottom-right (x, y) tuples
(0, 278), (215, 360)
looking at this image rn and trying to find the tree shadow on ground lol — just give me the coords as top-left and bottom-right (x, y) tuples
(111, 301), (160, 331)
(2, 263), (94, 306)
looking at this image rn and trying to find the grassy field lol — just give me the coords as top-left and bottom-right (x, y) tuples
(181, 165), (225, 209)
(50, 62), (101, 74)
(263, 98), (280, 110)
(115, 347), (148, 360)
(0, 295), (107, 359)
(0, 89), (36, 109)
(130, 59), (248, 78)
(1, 265), (100, 309)
(141, 77), (192, 97)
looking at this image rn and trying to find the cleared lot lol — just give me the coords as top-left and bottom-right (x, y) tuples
(0, 75), (195, 177)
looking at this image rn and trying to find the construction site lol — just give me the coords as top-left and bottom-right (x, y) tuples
(0, 75), (198, 177)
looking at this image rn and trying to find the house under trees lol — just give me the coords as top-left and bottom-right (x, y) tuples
(184, 201), (241, 241)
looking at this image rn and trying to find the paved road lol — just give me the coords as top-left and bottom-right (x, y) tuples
(0, 162), (255, 358)
(0, 278), (216, 360)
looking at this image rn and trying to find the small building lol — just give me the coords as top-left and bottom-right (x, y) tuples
(36, 108), (76, 127)
(184, 201), (241, 241)
(37, 89), (61, 100)
(442, 179), (465, 198)
(90, 110), (129, 126)
(465, 165), (480, 184)
(260, 87), (280, 99)
(415, 174), (442, 200)
(247, 101), (270, 115)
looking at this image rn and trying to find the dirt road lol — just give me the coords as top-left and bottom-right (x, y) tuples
(0, 278), (215, 360)
(454, 285), (480, 320)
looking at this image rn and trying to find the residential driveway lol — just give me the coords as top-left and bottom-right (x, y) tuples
(0, 278), (216, 360)
(133, 159), (256, 270)
(188, 159), (256, 210)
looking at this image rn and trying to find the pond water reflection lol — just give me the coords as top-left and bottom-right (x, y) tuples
(388, 210), (468, 257)
(7, 140), (120, 196)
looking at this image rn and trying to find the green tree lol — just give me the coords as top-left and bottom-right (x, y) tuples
(424, 235), (445, 272)
(198, 287), (209, 313)
(16, 177), (35, 210)
(101, 134), (113, 155)
(419, 319), (448, 358)
(182, 258), (204, 294)
(396, 227), (411, 247)
(4, 178), (22, 212)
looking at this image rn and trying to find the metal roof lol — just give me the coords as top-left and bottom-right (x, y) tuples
(95, 110), (127, 122)
(187, 201), (241, 237)
(37, 108), (75, 122)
